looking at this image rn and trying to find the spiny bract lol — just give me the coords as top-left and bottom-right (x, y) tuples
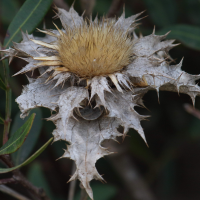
(1, 6), (200, 200)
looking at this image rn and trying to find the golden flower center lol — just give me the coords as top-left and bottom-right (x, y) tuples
(57, 21), (133, 78)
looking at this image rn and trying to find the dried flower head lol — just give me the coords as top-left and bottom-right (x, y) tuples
(57, 20), (134, 78)
(1, 6), (200, 200)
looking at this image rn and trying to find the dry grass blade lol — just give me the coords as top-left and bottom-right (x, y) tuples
(0, 185), (31, 200)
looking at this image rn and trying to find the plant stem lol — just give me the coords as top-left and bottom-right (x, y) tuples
(184, 103), (200, 119)
(13, 170), (51, 200)
(2, 60), (12, 146)
(0, 185), (31, 200)
(80, 184), (88, 200)
(0, 155), (51, 200)
(53, 0), (69, 11)
(0, 178), (16, 185)
(105, 140), (156, 200)
(80, 0), (96, 18)
(107, 0), (125, 18)
(68, 162), (77, 200)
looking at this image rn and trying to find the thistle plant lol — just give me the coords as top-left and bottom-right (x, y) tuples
(1, 1), (200, 200)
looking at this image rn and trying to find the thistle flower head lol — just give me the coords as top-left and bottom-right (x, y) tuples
(57, 19), (134, 78)
(1, 6), (200, 200)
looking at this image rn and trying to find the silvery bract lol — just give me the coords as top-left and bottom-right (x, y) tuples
(1, 6), (200, 200)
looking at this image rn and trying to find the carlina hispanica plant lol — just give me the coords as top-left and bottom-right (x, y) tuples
(1, 1), (200, 200)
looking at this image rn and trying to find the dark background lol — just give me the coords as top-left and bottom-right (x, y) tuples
(1, 0), (200, 199)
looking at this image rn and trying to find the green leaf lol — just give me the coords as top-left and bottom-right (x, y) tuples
(143, 0), (178, 27)
(0, 118), (4, 124)
(93, 0), (111, 16)
(129, 129), (154, 164)
(11, 108), (43, 165)
(0, 0), (20, 25)
(188, 118), (200, 139)
(27, 162), (55, 200)
(3, 0), (53, 48)
(74, 184), (116, 200)
(0, 137), (53, 173)
(0, 76), (6, 91)
(0, 113), (4, 124)
(183, 0), (200, 26)
(158, 24), (200, 51)
(0, 113), (35, 155)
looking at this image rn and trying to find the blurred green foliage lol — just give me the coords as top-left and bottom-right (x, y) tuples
(0, 76), (6, 91)
(74, 184), (117, 200)
(11, 109), (43, 165)
(143, 0), (178, 27)
(0, 113), (35, 155)
(0, 0), (200, 200)
(0, 137), (53, 173)
(3, 0), (53, 47)
(0, 0), (20, 25)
